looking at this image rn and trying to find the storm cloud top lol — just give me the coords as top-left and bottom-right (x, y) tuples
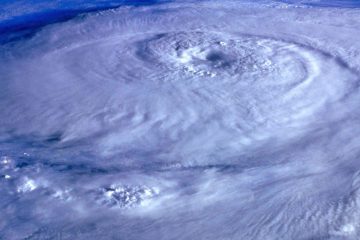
(1, 1), (360, 239)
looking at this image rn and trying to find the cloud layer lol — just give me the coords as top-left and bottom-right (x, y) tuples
(1, 1), (360, 239)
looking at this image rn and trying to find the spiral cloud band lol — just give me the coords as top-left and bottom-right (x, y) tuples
(1, 1), (360, 239)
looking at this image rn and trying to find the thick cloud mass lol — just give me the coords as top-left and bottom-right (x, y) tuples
(1, 1), (360, 239)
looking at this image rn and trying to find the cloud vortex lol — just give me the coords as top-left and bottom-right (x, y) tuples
(1, 1), (360, 239)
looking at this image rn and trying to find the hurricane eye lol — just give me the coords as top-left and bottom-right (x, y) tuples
(206, 51), (225, 62)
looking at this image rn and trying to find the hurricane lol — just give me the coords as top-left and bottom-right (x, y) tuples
(1, 0), (360, 239)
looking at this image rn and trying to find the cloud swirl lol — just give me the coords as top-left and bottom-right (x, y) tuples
(1, 1), (360, 239)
